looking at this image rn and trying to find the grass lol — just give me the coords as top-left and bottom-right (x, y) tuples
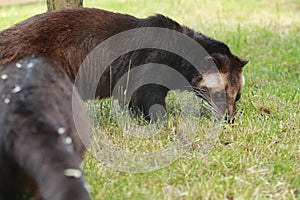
(1, 0), (299, 199)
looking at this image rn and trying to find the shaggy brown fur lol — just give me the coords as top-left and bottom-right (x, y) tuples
(0, 56), (90, 200)
(0, 8), (248, 121)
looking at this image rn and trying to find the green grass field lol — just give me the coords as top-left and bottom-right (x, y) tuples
(0, 0), (299, 199)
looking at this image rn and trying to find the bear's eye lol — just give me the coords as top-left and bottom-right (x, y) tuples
(236, 92), (241, 101)
(213, 91), (225, 101)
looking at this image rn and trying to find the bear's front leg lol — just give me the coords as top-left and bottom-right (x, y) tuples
(130, 84), (169, 123)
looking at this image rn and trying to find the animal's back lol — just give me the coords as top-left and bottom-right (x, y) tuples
(0, 8), (139, 79)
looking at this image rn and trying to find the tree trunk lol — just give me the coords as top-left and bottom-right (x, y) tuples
(47, 0), (83, 11)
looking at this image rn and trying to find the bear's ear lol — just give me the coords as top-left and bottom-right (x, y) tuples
(210, 53), (230, 71)
(240, 58), (249, 68)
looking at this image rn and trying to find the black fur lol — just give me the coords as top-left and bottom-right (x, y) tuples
(0, 56), (90, 200)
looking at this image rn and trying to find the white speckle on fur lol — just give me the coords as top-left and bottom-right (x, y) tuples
(58, 127), (66, 135)
(12, 85), (21, 93)
(4, 98), (10, 104)
(64, 168), (82, 178)
(65, 136), (72, 144)
(16, 63), (22, 69)
(27, 62), (34, 68)
(1, 74), (8, 80)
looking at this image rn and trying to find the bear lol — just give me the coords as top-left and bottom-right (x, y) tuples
(0, 8), (248, 122)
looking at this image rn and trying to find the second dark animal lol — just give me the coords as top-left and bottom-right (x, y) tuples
(0, 55), (91, 200)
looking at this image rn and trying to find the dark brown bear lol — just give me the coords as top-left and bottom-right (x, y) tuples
(0, 55), (91, 200)
(0, 8), (248, 121)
